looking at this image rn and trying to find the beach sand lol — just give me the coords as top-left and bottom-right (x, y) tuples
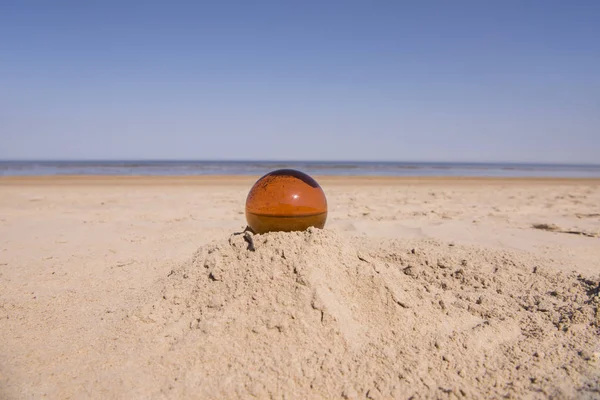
(1, 176), (599, 399)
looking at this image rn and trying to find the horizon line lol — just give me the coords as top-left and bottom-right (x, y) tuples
(1, 159), (599, 167)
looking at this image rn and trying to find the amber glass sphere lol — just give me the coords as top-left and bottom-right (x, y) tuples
(245, 169), (328, 234)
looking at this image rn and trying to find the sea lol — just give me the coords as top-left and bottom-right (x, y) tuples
(1, 160), (600, 178)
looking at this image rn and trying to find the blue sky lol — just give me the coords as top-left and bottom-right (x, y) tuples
(1, 1), (598, 163)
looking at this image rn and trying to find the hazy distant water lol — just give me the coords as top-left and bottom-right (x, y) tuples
(1, 160), (600, 178)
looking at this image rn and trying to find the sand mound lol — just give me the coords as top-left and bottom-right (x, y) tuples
(130, 228), (599, 399)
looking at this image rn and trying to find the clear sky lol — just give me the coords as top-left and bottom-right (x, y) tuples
(1, 1), (598, 163)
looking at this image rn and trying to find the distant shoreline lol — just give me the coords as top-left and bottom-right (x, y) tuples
(1, 160), (600, 178)
(2, 175), (600, 187)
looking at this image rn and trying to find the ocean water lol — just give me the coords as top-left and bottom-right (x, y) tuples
(1, 160), (600, 178)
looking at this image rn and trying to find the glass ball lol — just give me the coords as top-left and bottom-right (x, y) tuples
(245, 169), (328, 234)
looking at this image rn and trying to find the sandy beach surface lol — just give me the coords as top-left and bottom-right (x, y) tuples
(1, 176), (599, 399)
